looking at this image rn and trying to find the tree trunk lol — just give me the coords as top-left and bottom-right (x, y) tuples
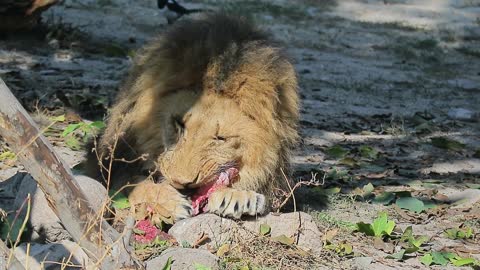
(0, 78), (140, 269)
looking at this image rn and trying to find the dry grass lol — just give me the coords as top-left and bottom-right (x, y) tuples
(221, 227), (327, 270)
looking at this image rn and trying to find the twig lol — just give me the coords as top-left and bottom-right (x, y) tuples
(192, 232), (210, 248)
(276, 171), (325, 212)
(0, 239), (24, 270)
(7, 194), (30, 267)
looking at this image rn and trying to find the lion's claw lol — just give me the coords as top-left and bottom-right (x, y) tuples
(207, 188), (266, 219)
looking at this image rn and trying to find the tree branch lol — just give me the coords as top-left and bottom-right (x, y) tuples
(0, 78), (141, 269)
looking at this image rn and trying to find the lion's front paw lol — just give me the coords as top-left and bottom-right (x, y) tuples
(207, 188), (266, 219)
(128, 181), (192, 223)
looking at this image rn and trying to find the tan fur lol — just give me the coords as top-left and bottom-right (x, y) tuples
(85, 13), (299, 220)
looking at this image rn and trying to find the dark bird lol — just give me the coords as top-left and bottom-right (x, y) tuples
(157, 0), (204, 24)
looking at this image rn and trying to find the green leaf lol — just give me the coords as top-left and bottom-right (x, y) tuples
(422, 200), (437, 210)
(89, 121), (106, 130)
(162, 256), (173, 270)
(259, 223), (271, 236)
(401, 226), (413, 241)
(420, 253), (433, 266)
(444, 227), (474, 240)
(338, 157), (358, 167)
(326, 145), (348, 159)
(372, 212), (395, 237)
(386, 250), (406, 261)
(65, 136), (81, 150)
(362, 183), (375, 197)
(431, 252), (449, 266)
(110, 192), (130, 209)
(410, 235), (428, 248)
(0, 216), (25, 242)
(395, 197), (425, 213)
(272, 235), (295, 245)
(359, 145), (378, 159)
(62, 123), (81, 137)
(430, 137), (465, 151)
(372, 192), (395, 205)
(337, 242), (353, 256)
(0, 151), (16, 161)
(194, 263), (212, 270)
(356, 222), (375, 236)
(451, 257), (476, 266)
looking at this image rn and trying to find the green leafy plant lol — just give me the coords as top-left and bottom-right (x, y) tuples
(430, 137), (465, 151)
(61, 120), (105, 149)
(0, 151), (16, 161)
(358, 145), (378, 159)
(324, 241), (354, 257)
(395, 197), (436, 213)
(421, 252), (479, 267)
(372, 192), (395, 205)
(259, 223), (271, 236)
(325, 145), (348, 159)
(272, 234), (295, 245)
(444, 227), (474, 240)
(356, 212), (395, 238)
(162, 256), (173, 270)
(109, 190), (130, 210)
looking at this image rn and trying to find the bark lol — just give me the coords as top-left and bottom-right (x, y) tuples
(0, 78), (141, 269)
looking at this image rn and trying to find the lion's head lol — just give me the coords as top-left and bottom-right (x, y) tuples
(158, 44), (299, 195)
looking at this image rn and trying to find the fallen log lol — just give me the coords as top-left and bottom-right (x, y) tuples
(0, 78), (141, 269)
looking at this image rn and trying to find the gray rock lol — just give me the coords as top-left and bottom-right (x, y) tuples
(350, 256), (373, 270)
(12, 240), (92, 270)
(12, 174), (108, 242)
(168, 214), (238, 249)
(447, 108), (477, 122)
(447, 189), (480, 209)
(242, 212), (323, 254)
(169, 212), (324, 254)
(146, 248), (219, 270)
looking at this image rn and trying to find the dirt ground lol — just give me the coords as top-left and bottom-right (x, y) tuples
(1, 0), (479, 269)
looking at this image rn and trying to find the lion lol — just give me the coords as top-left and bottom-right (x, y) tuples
(84, 13), (299, 221)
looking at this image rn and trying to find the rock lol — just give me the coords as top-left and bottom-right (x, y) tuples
(12, 240), (92, 270)
(13, 173), (69, 242)
(146, 248), (219, 270)
(350, 256), (373, 270)
(75, 174), (109, 210)
(169, 212), (324, 254)
(446, 189), (480, 209)
(0, 171), (24, 212)
(242, 212), (323, 254)
(168, 214), (238, 248)
(447, 108), (477, 122)
(12, 173), (108, 242)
